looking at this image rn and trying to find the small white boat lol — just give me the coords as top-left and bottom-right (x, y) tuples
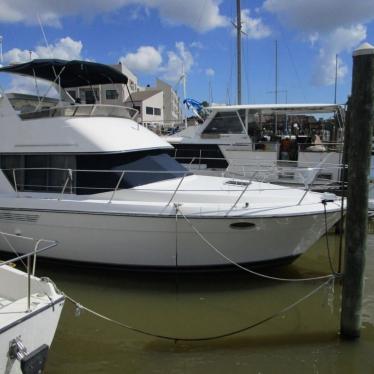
(0, 233), (64, 373)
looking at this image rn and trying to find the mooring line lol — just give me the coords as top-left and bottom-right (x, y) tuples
(63, 202), (339, 341)
(176, 206), (339, 282)
(64, 277), (333, 342)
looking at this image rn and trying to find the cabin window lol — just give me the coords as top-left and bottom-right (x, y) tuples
(146, 107), (153, 115)
(0, 151), (189, 195)
(0, 154), (76, 192)
(106, 90), (119, 100)
(154, 108), (161, 116)
(202, 111), (245, 134)
(67, 90), (76, 99)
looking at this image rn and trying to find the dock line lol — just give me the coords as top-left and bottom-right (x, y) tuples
(63, 278), (333, 342)
(176, 205), (341, 282)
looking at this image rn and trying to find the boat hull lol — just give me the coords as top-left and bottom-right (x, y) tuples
(0, 293), (64, 374)
(0, 208), (341, 268)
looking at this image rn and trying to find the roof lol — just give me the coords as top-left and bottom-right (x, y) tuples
(126, 89), (162, 102)
(0, 59), (128, 88)
(207, 103), (343, 114)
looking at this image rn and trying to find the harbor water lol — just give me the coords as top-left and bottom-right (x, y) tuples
(41, 232), (374, 373)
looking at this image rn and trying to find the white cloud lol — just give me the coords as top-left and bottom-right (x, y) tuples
(190, 41), (204, 49)
(6, 75), (59, 97)
(263, 0), (374, 32)
(312, 25), (367, 86)
(205, 68), (215, 76)
(308, 32), (319, 46)
(147, 0), (228, 32)
(241, 9), (271, 39)
(0, 0), (228, 32)
(263, 0), (372, 87)
(3, 37), (83, 64)
(121, 46), (162, 74)
(120, 42), (194, 83)
(160, 42), (194, 82)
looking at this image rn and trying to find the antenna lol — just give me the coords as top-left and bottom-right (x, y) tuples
(275, 39), (278, 104)
(334, 54), (338, 104)
(182, 64), (188, 129)
(208, 79), (213, 103)
(236, 0), (242, 105)
(0, 35), (3, 64)
(37, 14), (52, 57)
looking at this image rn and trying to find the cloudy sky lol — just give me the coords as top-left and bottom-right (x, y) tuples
(0, 0), (373, 104)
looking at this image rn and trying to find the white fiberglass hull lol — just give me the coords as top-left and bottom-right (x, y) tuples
(0, 207), (341, 268)
(0, 266), (64, 373)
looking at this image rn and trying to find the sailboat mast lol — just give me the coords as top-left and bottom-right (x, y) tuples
(236, 0), (242, 105)
(334, 54), (338, 104)
(182, 64), (188, 129)
(275, 40), (278, 104)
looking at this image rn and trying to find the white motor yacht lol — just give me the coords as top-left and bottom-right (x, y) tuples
(0, 232), (64, 373)
(167, 104), (345, 188)
(0, 59), (344, 269)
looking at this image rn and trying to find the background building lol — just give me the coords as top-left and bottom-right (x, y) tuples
(125, 90), (164, 130)
(65, 62), (139, 105)
(155, 79), (181, 127)
(66, 62), (182, 131)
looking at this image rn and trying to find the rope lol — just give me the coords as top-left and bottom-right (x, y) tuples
(322, 201), (338, 276)
(60, 203), (339, 342)
(0, 232), (27, 270)
(64, 278), (333, 342)
(176, 206), (339, 282)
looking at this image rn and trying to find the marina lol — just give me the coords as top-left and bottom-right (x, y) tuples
(0, 0), (374, 372)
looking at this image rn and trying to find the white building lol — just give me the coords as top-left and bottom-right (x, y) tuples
(65, 62), (139, 105)
(66, 63), (181, 130)
(125, 90), (164, 130)
(155, 79), (181, 127)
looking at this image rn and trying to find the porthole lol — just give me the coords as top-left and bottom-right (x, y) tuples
(230, 222), (256, 230)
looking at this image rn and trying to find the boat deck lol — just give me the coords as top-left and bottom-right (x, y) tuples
(0, 296), (12, 310)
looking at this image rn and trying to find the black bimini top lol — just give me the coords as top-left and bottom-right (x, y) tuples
(0, 59), (128, 88)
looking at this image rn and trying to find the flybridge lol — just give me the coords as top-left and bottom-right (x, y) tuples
(0, 59), (129, 87)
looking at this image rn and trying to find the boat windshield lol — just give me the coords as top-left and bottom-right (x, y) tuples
(76, 150), (191, 194)
(202, 111), (246, 135)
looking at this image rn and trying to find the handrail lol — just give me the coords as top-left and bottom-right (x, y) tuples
(59, 169), (73, 200)
(5, 164), (346, 190)
(0, 233), (57, 268)
(19, 103), (138, 121)
(0, 232), (58, 312)
(163, 158), (196, 209)
(109, 170), (126, 203)
(225, 172), (259, 217)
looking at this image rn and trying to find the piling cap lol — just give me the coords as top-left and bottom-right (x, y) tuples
(353, 42), (374, 56)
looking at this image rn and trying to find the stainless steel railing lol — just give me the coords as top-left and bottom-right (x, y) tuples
(19, 103), (138, 121)
(2, 164), (346, 215)
(0, 232), (57, 312)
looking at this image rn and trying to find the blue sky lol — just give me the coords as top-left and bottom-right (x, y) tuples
(1, 0), (374, 105)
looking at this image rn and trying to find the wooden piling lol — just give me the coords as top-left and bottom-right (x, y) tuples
(341, 42), (374, 339)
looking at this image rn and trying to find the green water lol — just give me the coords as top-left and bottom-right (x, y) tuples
(40, 234), (374, 373)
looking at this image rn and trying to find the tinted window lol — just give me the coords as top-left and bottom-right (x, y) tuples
(1, 151), (189, 195)
(202, 111), (245, 134)
(76, 150), (190, 194)
(0, 154), (75, 192)
(146, 107), (153, 115)
(106, 90), (118, 100)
